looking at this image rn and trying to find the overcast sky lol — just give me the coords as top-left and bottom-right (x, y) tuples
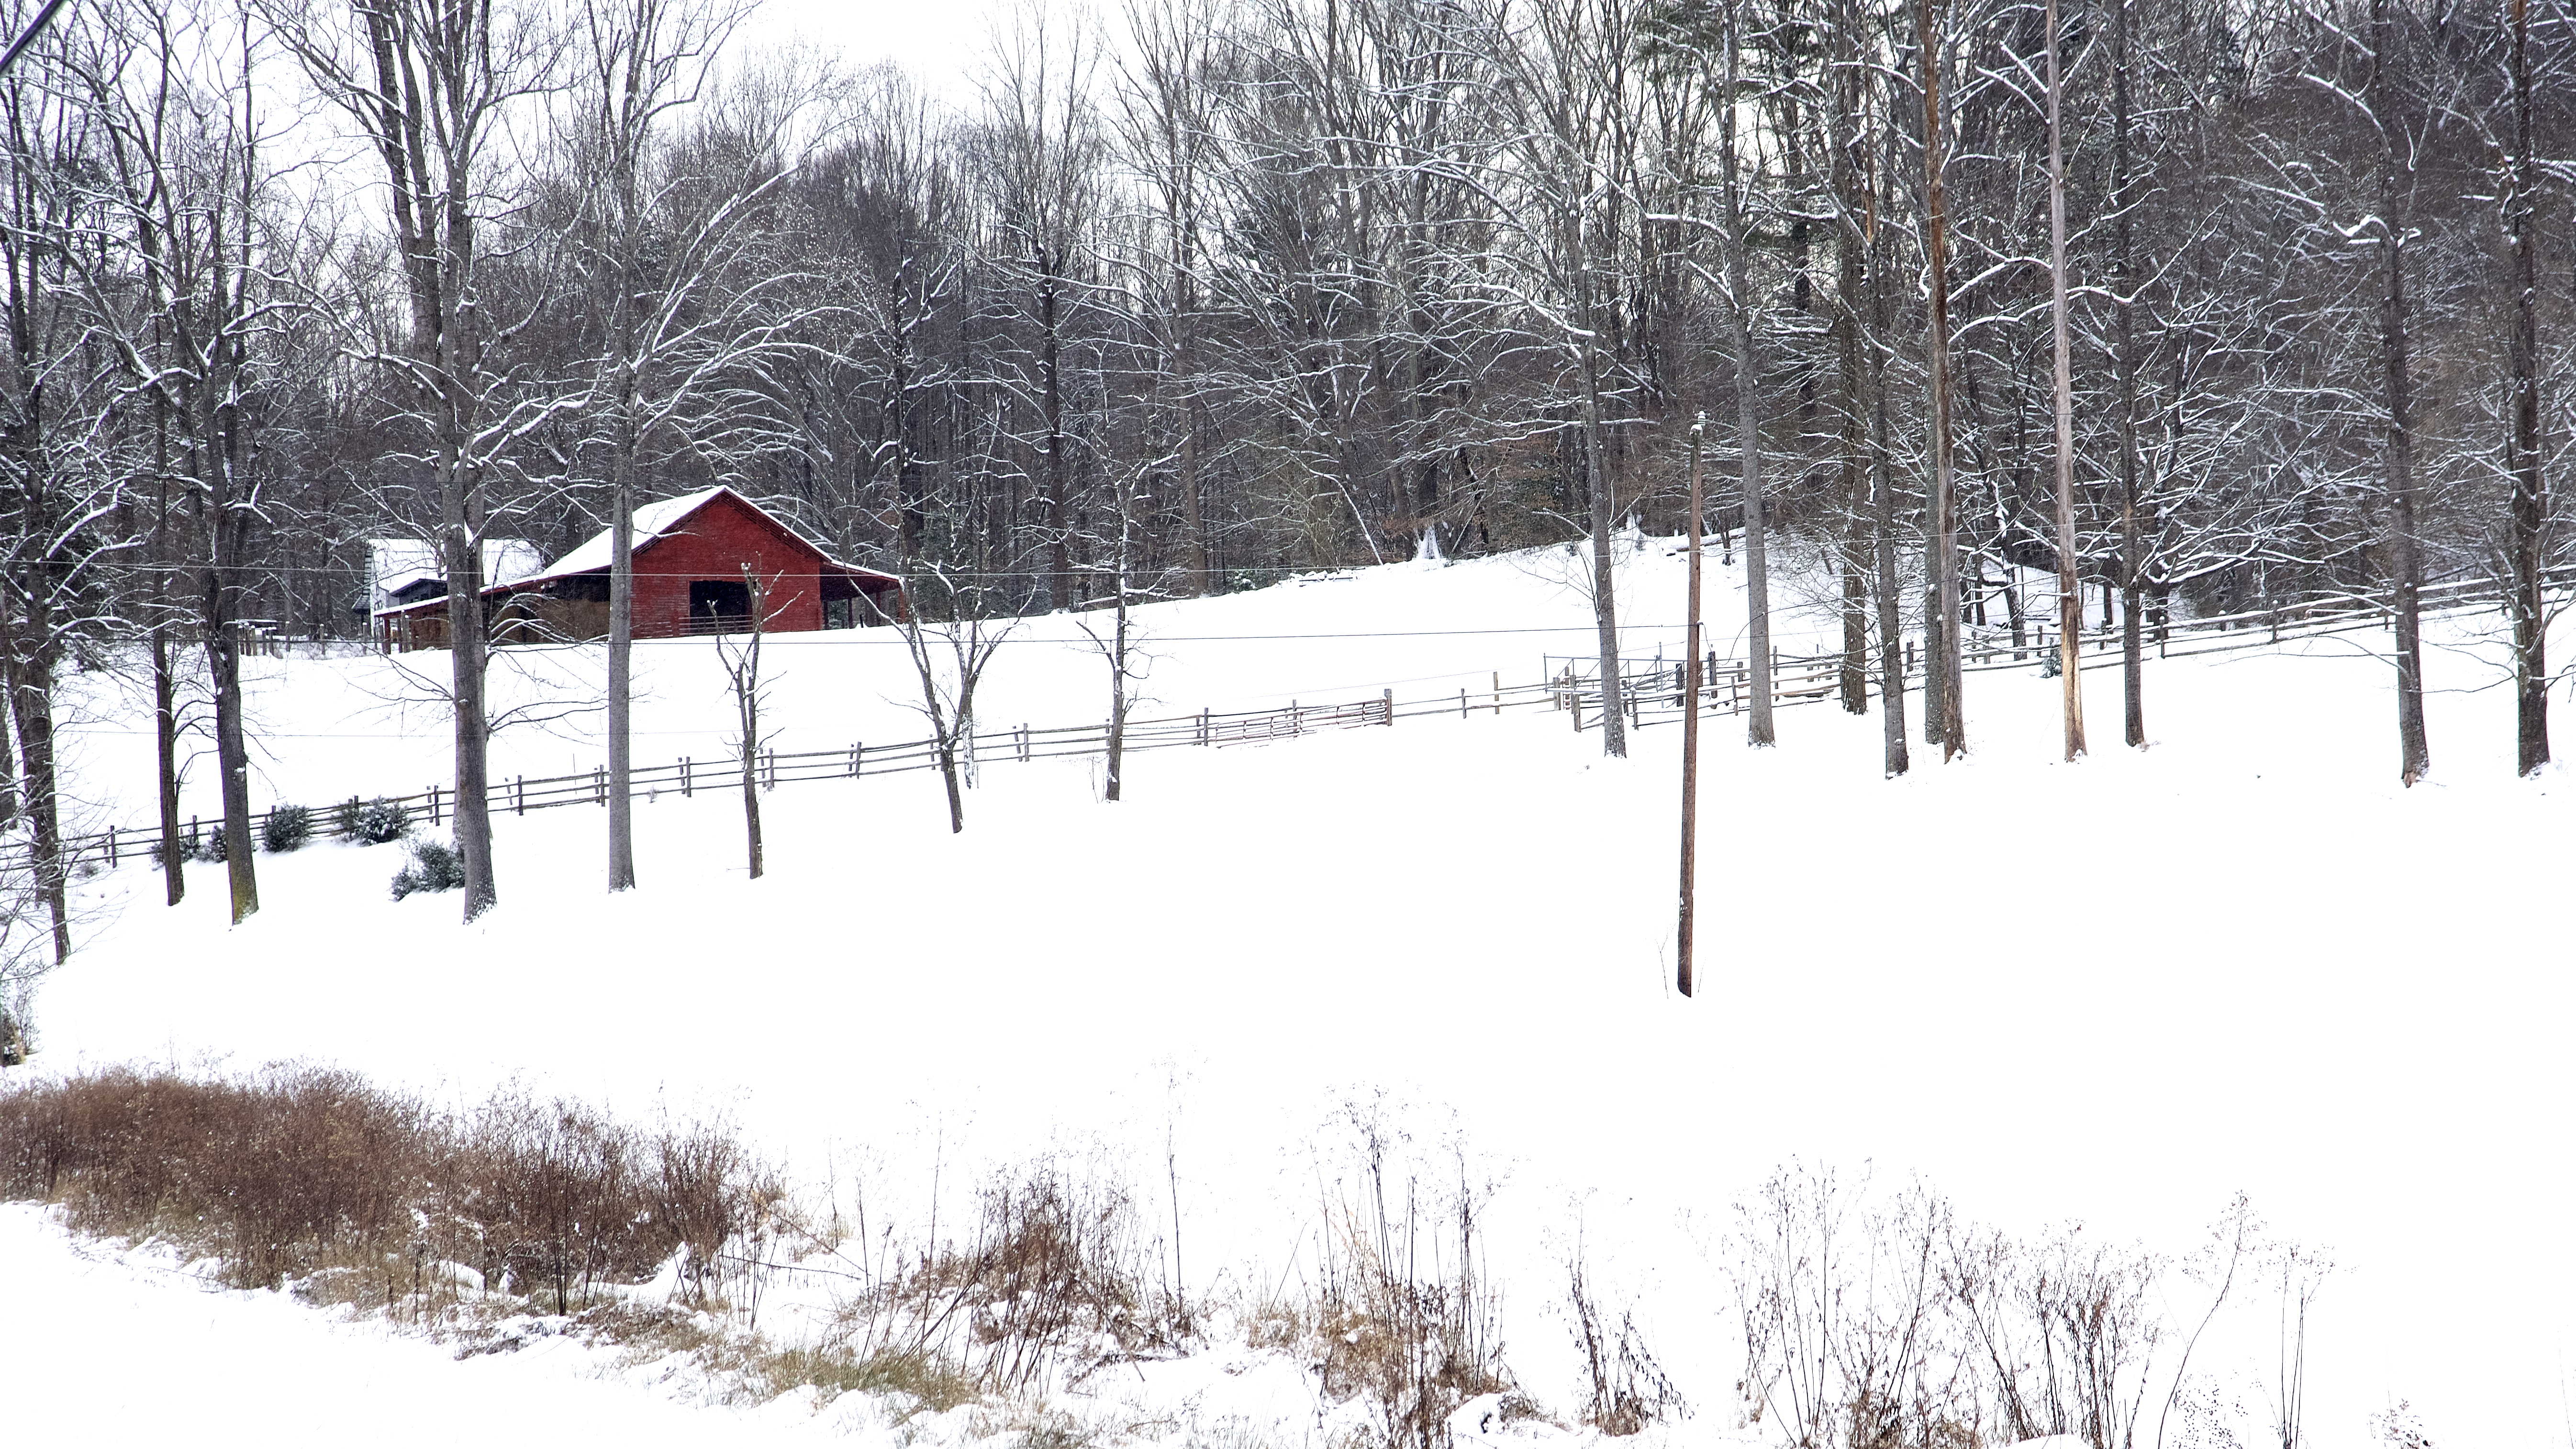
(735, 0), (1033, 102)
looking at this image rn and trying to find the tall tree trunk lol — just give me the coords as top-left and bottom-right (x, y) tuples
(607, 415), (636, 891)
(154, 624), (183, 907)
(1179, 400), (1208, 595)
(1835, 221), (1870, 713)
(1830, 3), (1871, 717)
(1723, 6), (1773, 747)
(2112, 0), (2146, 748)
(1867, 81), (1911, 778)
(0, 639), (13, 830)
(1041, 264), (1072, 610)
(446, 500), (499, 915)
(152, 406), (183, 903)
(1105, 474), (1132, 802)
(2372, 0), (2429, 786)
(1578, 314), (1628, 758)
(606, 184), (639, 891)
(204, 618), (256, 927)
(2046, 0), (2085, 760)
(2507, 0), (2550, 777)
(0, 594), (67, 959)
(733, 569), (766, 878)
(1919, 0), (1966, 758)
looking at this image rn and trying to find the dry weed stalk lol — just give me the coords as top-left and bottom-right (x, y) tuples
(1568, 1257), (1685, 1436)
(1305, 1122), (1512, 1449)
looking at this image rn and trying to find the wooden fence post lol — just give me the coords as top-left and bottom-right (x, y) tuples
(1383, 687), (1394, 725)
(429, 787), (441, 826)
(683, 757), (693, 797)
(593, 767), (605, 805)
(1492, 671), (1501, 716)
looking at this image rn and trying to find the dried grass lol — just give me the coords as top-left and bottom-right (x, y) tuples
(0, 1066), (768, 1314)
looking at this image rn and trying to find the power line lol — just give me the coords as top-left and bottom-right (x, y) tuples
(0, 0), (73, 78)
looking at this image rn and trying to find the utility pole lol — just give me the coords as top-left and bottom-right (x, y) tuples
(1678, 414), (1707, 998)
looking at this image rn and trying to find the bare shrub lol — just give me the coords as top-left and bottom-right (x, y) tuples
(0, 1067), (768, 1317)
(1733, 1166), (1987, 1449)
(1736, 1169), (2282, 1449)
(1304, 1119), (1511, 1449)
(1568, 1257), (1685, 1436)
(856, 1162), (1193, 1397)
(1944, 1223), (2163, 1449)
(2370, 1402), (2431, 1449)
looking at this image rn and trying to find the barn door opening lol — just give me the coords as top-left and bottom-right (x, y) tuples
(689, 579), (751, 634)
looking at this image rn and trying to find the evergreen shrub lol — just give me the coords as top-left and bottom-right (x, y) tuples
(390, 837), (464, 900)
(262, 804), (314, 854)
(353, 798), (409, 845)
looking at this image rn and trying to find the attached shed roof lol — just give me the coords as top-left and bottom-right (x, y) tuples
(366, 537), (544, 611)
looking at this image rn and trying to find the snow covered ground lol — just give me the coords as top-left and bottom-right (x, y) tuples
(14, 541), (2574, 1449)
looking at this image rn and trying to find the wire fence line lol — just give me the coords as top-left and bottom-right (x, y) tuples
(19, 572), (2563, 878)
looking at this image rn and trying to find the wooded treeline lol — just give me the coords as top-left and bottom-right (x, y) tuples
(0, 0), (2567, 937)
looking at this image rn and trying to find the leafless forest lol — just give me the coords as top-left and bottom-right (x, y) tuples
(0, 0), (2568, 935)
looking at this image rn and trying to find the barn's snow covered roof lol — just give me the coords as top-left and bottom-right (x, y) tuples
(517, 486), (901, 591)
(372, 488), (903, 620)
(528, 487), (734, 584)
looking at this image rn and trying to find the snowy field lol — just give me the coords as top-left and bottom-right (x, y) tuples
(13, 541), (2574, 1449)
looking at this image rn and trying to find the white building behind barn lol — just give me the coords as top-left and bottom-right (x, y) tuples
(362, 538), (545, 616)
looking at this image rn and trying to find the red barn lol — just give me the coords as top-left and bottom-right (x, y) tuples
(375, 487), (905, 651)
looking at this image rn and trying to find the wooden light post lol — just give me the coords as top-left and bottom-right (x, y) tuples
(1678, 413), (1707, 997)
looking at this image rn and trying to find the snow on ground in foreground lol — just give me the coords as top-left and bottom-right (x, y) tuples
(0, 1204), (847, 1444)
(18, 545), (2576, 1449)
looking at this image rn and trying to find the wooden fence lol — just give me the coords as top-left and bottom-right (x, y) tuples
(25, 571), (2565, 876)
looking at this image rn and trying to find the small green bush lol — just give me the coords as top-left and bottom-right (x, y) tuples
(390, 836), (465, 899)
(197, 825), (228, 864)
(262, 804), (314, 854)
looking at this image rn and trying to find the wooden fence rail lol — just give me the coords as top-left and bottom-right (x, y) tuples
(23, 572), (2566, 877)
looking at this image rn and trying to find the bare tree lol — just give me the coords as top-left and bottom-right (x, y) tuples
(876, 574), (1009, 834)
(0, 11), (133, 955)
(2502, 0), (2549, 776)
(1919, 0), (1965, 759)
(980, 2), (1104, 613)
(270, 0), (567, 917)
(1491, 0), (1648, 758)
(1076, 465), (1148, 802)
(67, 0), (304, 925)
(2044, 0), (2084, 759)
(714, 563), (772, 878)
(1717, 0), (1773, 749)
(561, 0), (816, 892)
(1115, 0), (1222, 596)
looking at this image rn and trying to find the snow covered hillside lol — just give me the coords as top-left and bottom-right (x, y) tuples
(16, 542), (2574, 1449)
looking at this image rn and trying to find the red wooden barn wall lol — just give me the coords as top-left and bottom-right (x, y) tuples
(633, 492), (827, 636)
